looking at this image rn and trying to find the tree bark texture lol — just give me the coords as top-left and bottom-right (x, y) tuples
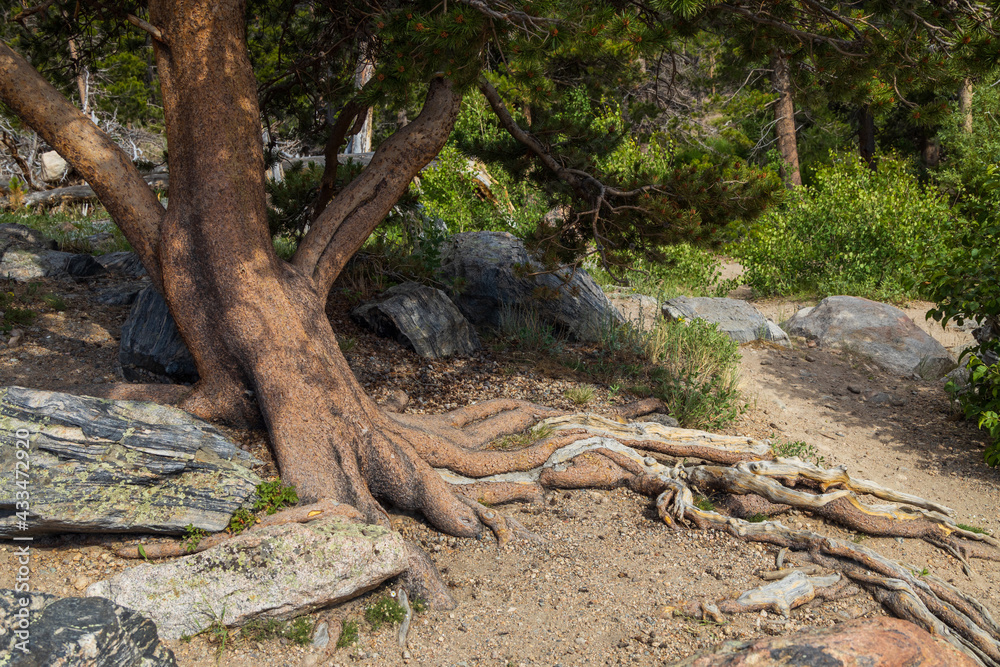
(858, 105), (876, 169)
(960, 78), (974, 134)
(771, 53), (801, 188)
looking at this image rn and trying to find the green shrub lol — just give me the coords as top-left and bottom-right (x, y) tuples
(919, 164), (1000, 466)
(644, 318), (744, 430)
(590, 243), (726, 299)
(227, 508), (255, 535)
(336, 620), (359, 648)
(241, 617), (313, 645)
(736, 152), (961, 301)
(561, 315), (743, 431)
(253, 480), (298, 515)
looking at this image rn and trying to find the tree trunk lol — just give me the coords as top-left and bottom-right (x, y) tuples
(771, 52), (801, 188)
(858, 105), (876, 169)
(141, 0), (480, 536)
(960, 78), (974, 134)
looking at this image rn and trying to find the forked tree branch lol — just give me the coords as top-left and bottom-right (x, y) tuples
(0, 40), (165, 289)
(293, 77), (462, 297)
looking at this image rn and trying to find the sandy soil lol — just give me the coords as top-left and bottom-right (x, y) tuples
(1, 269), (999, 667)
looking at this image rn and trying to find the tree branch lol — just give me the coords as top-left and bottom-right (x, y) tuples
(293, 77), (462, 296)
(477, 77), (593, 200)
(312, 98), (367, 219)
(0, 40), (165, 289)
(126, 14), (166, 44)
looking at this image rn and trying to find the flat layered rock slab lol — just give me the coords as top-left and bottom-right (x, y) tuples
(0, 386), (261, 536)
(783, 295), (956, 379)
(87, 516), (409, 640)
(351, 281), (480, 358)
(0, 590), (177, 666)
(669, 617), (978, 666)
(662, 296), (790, 346)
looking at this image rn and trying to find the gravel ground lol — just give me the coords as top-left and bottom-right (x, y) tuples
(1, 274), (998, 666)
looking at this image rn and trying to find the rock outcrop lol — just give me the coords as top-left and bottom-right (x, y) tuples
(438, 231), (622, 341)
(0, 590), (177, 666)
(783, 296), (956, 379)
(662, 296), (790, 346)
(0, 386), (261, 536)
(118, 287), (198, 383)
(669, 617), (978, 666)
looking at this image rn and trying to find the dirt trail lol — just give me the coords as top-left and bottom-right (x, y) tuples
(1, 270), (998, 667)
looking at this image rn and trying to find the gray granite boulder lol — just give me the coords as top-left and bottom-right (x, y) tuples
(783, 296), (956, 379)
(0, 248), (105, 282)
(351, 282), (480, 358)
(0, 386), (261, 536)
(87, 516), (409, 640)
(119, 287), (198, 383)
(662, 297), (790, 346)
(0, 590), (176, 666)
(0, 223), (57, 249)
(438, 231), (622, 341)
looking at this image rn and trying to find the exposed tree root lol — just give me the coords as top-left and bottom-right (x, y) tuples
(394, 410), (1000, 665)
(113, 499), (362, 559)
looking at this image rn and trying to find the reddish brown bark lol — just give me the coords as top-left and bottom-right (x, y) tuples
(771, 52), (801, 188)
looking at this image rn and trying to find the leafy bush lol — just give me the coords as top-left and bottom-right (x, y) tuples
(919, 163), (1000, 466)
(253, 480), (298, 515)
(241, 617), (314, 645)
(336, 620), (359, 648)
(736, 152), (961, 301)
(590, 243), (726, 299)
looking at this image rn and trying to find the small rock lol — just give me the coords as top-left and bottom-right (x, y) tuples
(300, 655), (320, 667)
(890, 395), (907, 407)
(869, 392), (891, 406)
(403, 650), (412, 659)
(7, 334), (22, 348)
(847, 385), (863, 394)
(73, 576), (91, 591)
(805, 354), (816, 362)
(642, 412), (680, 428)
(311, 621), (330, 648)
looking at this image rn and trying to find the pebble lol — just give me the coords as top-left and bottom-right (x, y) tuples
(311, 622), (329, 648)
(72, 576), (90, 591)
(847, 384), (863, 394)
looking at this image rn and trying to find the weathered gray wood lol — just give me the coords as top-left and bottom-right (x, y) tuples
(0, 386), (261, 536)
(0, 590), (178, 666)
(0, 173), (168, 209)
